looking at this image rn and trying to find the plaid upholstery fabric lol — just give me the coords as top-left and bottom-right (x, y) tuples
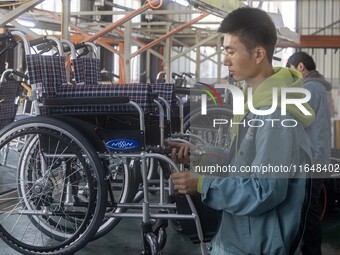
(45, 83), (153, 114)
(72, 58), (85, 85)
(26, 54), (67, 99)
(25, 53), (174, 115)
(26, 54), (43, 85)
(72, 58), (101, 85)
(41, 55), (68, 95)
(83, 58), (101, 85)
(0, 81), (20, 129)
(151, 83), (175, 105)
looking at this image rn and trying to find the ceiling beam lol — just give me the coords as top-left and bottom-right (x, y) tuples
(130, 12), (209, 59)
(0, 10), (39, 38)
(0, 0), (45, 26)
(277, 35), (340, 48)
(114, 28), (164, 60)
(104, 0), (134, 12)
(65, 10), (199, 16)
(85, 0), (160, 43)
(171, 34), (219, 62)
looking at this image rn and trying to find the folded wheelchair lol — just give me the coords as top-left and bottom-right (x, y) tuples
(0, 31), (235, 255)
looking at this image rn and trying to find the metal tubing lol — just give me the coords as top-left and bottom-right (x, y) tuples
(46, 36), (64, 55)
(124, 21), (132, 83)
(0, 0), (45, 26)
(44, 10), (124, 57)
(153, 99), (165, 147)
(156, 96), (171, 121)
(11, 31), (30, 55)
(60, 39), (77, 59)
(141, 153), (149, 204)
(147, 179), (168, 184)
(171, 34), (219, 62)
(67, 9), (199, 16)
(85, 0), (161, 43)
(117, 203), (176, 209)
(103, 212), (196, 220)
(142, 202), (149, 223)
(115, 27), (164, 60)
(159, 161), (165, 204)
(84, 42), (99, 58)
(129, 101), (145, 132)
(147, 157), (155, 180)
(61, 0), (71, 40)
(175, 96), (184, 134)
(186, 193), (208, 255)
(0, 69), (13, 82)
(130, 12), (209, 59)
(105, 153), (178, 171)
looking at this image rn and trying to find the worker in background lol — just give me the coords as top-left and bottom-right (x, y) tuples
(169, 7), (315, 255)
(287, 51), (332, 255)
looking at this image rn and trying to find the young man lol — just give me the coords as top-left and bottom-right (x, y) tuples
(169, 7), (315, 255)
(287, 52), (332, 255)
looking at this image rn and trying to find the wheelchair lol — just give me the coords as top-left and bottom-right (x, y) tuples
(0, 31), (228, 255)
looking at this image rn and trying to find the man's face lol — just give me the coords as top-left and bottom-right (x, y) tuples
(222, 34), (258, 82)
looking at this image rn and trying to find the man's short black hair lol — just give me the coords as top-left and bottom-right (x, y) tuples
(218, 7), (277, 62)
(286, 52), (316, 71)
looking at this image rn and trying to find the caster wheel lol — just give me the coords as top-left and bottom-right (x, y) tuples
(154, 226), (167, 250)
(144, 232), (160, 255)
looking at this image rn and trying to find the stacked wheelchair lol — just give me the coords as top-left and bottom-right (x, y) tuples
(0, 31), (233, 255)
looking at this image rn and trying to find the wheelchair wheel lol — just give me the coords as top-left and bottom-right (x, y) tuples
(0, 116), (107, 255)
(183, 106), (233, 147)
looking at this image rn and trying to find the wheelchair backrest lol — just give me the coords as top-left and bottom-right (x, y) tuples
(72, 57), (101, 86)
(26, 54), (68, 100)
(0, 80), (21, 129)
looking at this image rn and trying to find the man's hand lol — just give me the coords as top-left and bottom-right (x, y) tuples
(167, 141), (201, 164)
(171, 171), (200, 195)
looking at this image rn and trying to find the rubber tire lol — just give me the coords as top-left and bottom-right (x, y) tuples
(144, 232), (160, 255)
(154, 226), (167, 250)
(183, 106), (233, 147)
(0, 116), (107, 255)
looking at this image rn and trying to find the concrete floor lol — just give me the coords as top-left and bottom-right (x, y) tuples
(75, 212), (340, 255)
(0, 208), (339, 255)
(76, 218), (201, 255)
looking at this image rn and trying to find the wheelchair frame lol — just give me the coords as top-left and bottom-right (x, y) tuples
(0, 31), (211, 255)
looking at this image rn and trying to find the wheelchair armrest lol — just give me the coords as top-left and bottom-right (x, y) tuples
(42, 96), (130, 107)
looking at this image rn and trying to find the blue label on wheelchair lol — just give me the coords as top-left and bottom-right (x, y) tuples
(106, 139), (140, 150)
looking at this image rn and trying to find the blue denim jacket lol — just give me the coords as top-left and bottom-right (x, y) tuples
(199, 109), (312, 255)
(304, 80), (331, 166)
